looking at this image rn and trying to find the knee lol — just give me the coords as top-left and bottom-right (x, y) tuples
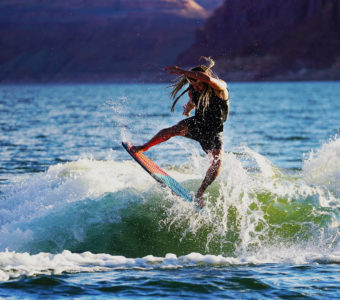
(212, 159), (222, 175)
(211, 151), (222, 166)
(211, 152), (222, 173)
(162, 124), (187, 137)
(214, 157), (222, 168)
(159, 127), (172, 136)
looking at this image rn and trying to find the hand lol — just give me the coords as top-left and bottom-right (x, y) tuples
(165, 65), (183, 75)
(182, 104), (190, 116)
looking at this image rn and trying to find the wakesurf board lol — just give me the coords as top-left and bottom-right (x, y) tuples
(122, 141), (198, 207)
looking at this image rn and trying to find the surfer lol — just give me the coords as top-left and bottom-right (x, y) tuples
(131, 57), (229, 208)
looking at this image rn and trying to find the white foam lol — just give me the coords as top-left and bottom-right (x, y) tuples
(2, 158), (154, 217)
(163, 146), (339, 254)
(0, 248), (339, 282)
(303, 137), (340, 194)
(0, 158), (155, 250)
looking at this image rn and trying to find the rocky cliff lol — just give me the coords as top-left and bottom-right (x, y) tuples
(178, 0), (340, 80)
(2, 0), (339, 82)
(0, 0), (211, 82)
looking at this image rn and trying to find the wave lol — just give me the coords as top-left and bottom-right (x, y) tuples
(1, 247), (339, 282)
(303, 136), (340, 194)
(0, 139), (339, 261)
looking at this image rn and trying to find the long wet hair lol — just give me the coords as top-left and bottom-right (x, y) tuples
(169, 56), (219, 112)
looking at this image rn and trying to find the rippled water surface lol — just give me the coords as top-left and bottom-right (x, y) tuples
(0, 82), (339, 298)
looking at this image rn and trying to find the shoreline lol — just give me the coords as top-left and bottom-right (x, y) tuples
(0, 68), (340, 85)
(1, 68), (340, 84)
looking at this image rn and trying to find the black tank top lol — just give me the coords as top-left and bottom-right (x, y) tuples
(191, 88), (229, 133)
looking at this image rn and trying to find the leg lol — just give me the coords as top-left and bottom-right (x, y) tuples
(131, 120), (189, 152)
(196, 149), (222, 208)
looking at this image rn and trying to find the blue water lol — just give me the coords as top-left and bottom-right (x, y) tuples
(0, 82), (339, 298)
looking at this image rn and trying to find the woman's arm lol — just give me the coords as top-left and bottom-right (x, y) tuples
(165, 66), (227, 91)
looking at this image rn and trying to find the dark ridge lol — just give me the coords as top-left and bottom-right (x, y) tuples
(177, 0), (340, 81)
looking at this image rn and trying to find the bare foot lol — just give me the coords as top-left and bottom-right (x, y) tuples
(130, 145), (145, 153)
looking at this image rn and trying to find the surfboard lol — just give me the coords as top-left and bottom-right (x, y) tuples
(122, 141), (197, 205)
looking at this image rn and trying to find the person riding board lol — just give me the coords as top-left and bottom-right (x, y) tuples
(131, 57), (229, 208)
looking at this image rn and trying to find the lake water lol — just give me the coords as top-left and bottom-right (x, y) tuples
(0, 82), (339, 298)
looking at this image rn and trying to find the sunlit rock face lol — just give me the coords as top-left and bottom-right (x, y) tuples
(195, 0), (224, 11)
(112, 0), (208, 18)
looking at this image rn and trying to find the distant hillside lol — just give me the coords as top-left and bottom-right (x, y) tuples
(178, 0), (340, 80)
(0, 0), (209, 82)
